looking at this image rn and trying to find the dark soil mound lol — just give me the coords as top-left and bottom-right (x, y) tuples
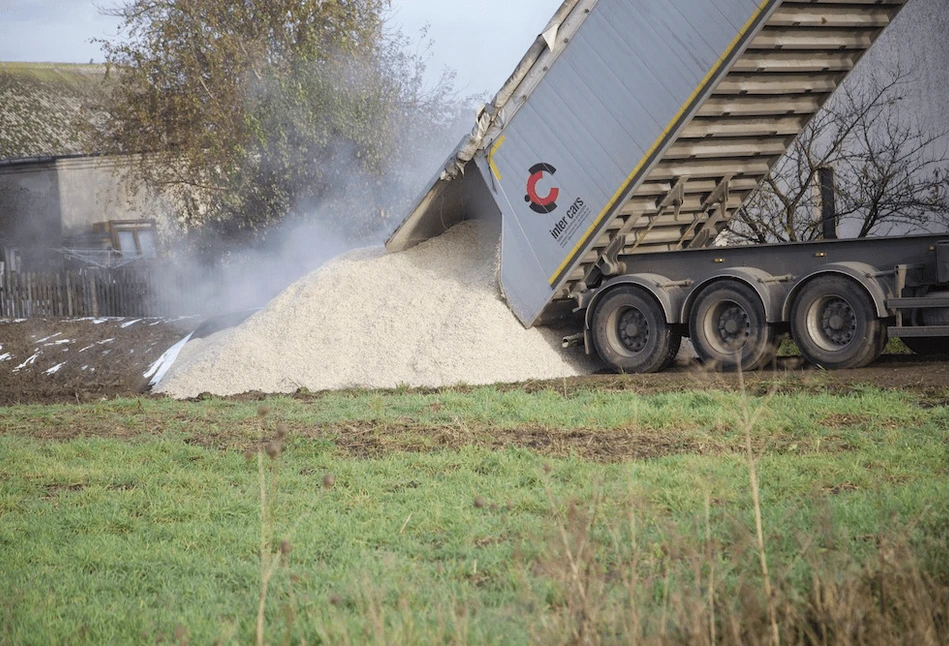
(0, 318), (187, 405)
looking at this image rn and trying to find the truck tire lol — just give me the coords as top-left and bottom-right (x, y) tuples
(790, 275), (885, 369)
(901, 336), (949, 355)
(591, 285), (680, 373)
(688, 280), (777, 372)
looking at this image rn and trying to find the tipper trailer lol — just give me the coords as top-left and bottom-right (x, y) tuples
(386, 0), (949, 372)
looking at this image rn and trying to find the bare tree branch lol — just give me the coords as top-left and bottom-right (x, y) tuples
(729, 65), (949, 243)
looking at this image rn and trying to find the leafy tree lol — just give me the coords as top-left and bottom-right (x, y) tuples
(95, 0), (463, 243)
(728, 66), (949, 244)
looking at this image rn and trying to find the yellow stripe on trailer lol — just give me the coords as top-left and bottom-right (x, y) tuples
(488, 135), (506, 181)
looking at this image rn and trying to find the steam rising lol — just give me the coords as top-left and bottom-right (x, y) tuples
(152, 29), (471, 318)
(158, 134), (460, 317)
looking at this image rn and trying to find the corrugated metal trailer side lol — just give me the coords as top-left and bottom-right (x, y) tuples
(387, 0), (909, 326)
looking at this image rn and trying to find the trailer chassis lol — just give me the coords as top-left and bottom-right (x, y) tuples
(576, 234), (949, 371)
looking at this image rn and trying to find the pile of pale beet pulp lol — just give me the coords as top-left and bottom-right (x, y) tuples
(157, 221), (595, 398)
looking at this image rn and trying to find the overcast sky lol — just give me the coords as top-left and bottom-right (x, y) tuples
(0, 0), (561, 95)
(2, 0), (945, 129)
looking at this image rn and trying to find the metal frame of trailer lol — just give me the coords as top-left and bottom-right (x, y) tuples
(387, 0), (949, 372)
(575, 233), (949, 372)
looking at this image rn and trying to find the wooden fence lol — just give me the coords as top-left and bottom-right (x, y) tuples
(0, 268), (210, 318)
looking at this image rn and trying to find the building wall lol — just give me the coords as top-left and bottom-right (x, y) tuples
(0, 159), (62, 269)
(0, 154), (169, 270)
(55, 156), (158, 237)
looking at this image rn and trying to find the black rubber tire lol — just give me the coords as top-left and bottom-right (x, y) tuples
(688, 280), (778, 372)
(901, 336), (949, 355)
(590, 285), (681, 374)
(790, 275), (886, 370)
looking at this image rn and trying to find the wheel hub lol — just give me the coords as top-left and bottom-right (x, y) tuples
(716, 305), (750, 349)
(821, 299), (856, 346)
(618, 308), (648, 353)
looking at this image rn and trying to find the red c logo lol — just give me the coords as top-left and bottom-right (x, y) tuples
(525, 163), (559, 214)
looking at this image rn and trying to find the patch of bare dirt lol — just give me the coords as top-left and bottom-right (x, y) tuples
(0, 317), (189, 405)
(304, 422), (702, 462)
(19, 414), (703, 463)
(544, 354), (949, 400)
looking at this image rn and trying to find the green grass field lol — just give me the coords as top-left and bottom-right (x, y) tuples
(1, 381), (948, 644)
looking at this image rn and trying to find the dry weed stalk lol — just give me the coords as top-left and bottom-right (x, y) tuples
(256, 449), (286, 646)
(251, 415), (307, 646)
(794, 533), (949, 646)
(543, 480), (607, 644)
(737, 367), (780, 646)
(705, 492), (716, 646)
(624, 489), (643, 644)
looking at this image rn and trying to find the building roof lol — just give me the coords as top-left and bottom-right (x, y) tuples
(0, 62), (110, 160)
